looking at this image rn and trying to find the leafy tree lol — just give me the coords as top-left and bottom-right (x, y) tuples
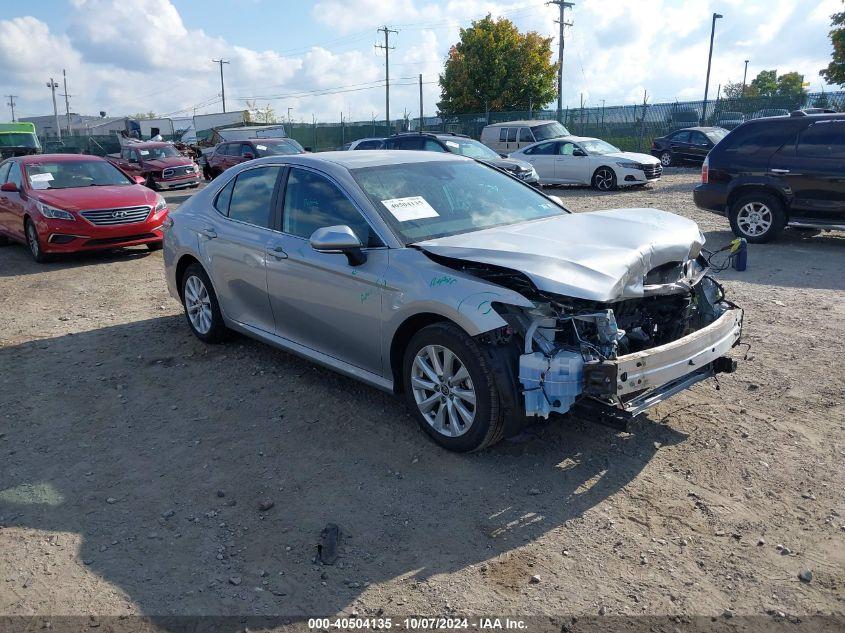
(776, 71), (807, 97)
(437, 15), (557, 115)
(750, 70), (778, 96)
(245, 100), (276, 123)
(722, 80), (758, 99)
(820, 7), (845, 85)
(129, 111), (158, 120)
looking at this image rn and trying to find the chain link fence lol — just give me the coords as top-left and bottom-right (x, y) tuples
(37, 91), (843, 155)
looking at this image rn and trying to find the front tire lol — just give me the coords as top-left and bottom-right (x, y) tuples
(181, 263), (227, 343)
(145, 176), (158, 191)
(592, 167), (617, 191)
(402, 323), (504, 452)
(729, 192), (786, 243)
(146, 242), (163, 251)
(25, 219), (50, 263)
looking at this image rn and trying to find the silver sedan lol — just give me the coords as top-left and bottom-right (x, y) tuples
(163, 151), (742, 451)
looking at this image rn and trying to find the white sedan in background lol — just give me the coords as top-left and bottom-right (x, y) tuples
(509, 136), (662, 190)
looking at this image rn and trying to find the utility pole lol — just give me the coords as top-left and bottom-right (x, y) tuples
(60, 69), (72, 135)
(212, 59), (230, 112)
(375, 25), (397, 130)
(702, 12), (723, 124)
(418, 74), (424, 131)
(549, 1), (573, 123)
(287, 107), (292, 124)
(6, 95), (17, 122)
(47, 78), (61, 140)
(742, 60), (749, 96)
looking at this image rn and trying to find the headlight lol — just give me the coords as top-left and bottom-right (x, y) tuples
(616, 161), (642, 170)
(37, 202), (75, 221)
(154, 195), (167, 212)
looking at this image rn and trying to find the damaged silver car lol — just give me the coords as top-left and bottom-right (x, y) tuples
(163, 151), (742, 451)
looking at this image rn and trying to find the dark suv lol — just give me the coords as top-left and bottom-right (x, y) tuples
(381, 132), (539, 185)
(694, 111), (845, 242)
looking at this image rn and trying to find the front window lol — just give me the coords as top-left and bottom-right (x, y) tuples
(138, 145), (181, 160)
(441, 138), (500, 160)
(252, 140), (301, 157)
(580, 139), (620, 155)
(352, 160), (564, 243)
(0, 133), (40, 149)
(530, 122), (570, 141)
(25, 161), (133, 190)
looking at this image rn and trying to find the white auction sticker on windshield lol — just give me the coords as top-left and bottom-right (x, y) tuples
(140, 149), (150, 155)
(256, 144), (267, 150)
(381, 196), (439, 221)
(444, 140), (459, 148)
(30, 173), (54, 181)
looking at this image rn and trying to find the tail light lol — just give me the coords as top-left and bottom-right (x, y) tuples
(701, 156), (709, 184)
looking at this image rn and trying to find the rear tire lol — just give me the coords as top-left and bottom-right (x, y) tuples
(181, 263), (227, 343)
(729, 192), (786, 243)
(402, 322), (505, 452)
(659, 151), (673, 167)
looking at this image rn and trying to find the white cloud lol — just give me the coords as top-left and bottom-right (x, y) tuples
(0, 0), (839, 126)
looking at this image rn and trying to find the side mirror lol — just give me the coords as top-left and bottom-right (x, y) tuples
(0, 182), (18, 192)
(133, 176), (146, 185)
(242, 152), (255, 160)
(572, 148), (587, 157)
(303, 147), (313, 152)
(310, 225), (367, 266)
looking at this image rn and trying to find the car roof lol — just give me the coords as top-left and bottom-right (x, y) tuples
(484, 120), (558, 127)
(14, 153), (107, 165)
(253, 149), (470, 169)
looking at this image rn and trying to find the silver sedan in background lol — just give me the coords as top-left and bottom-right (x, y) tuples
(163, 151), (742, 451)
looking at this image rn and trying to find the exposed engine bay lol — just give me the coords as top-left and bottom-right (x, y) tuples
(431, 252), (743, 419)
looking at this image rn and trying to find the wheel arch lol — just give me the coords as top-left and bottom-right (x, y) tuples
(727, 184), (789, 219)
(174, 253), (203, 301)
(389, 312), (459, 394)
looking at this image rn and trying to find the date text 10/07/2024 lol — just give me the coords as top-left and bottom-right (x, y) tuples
(307, 617), (528, 630)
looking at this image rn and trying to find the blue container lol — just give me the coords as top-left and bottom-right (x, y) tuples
(731, 238), (748, 271)
(519, 350), (584, 418)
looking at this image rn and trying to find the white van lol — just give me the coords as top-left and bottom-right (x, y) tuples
(480, 120), (571, 155)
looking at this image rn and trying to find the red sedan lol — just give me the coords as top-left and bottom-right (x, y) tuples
(0, 154), (169, 262)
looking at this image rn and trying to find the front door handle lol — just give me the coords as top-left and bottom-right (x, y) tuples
(268, 245), (288, 260)
(769, 168), (790, 174)
(199, 227), (217, 239)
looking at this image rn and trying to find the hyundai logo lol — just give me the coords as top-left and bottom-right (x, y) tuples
(112, 210), (129, 219)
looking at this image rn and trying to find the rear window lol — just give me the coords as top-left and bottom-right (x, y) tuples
(719, 123), (798, 156)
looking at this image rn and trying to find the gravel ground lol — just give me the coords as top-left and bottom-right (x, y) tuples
(0, 170), (843, 626)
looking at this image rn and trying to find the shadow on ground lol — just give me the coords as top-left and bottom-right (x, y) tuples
(0, 242), (154, 278)
(0, 315), (685, 625)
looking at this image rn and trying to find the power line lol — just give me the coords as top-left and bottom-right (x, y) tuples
(375, 25), (398, 128)
(211, 59), (230, 112)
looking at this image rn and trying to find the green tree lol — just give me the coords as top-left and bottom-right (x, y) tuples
(820, 7), (845, 85)
(129, 111), (158, 120)
(750, 70), (778, 96)
(437, 15), (557, 115)
(776, 71), (807, 97)
(722, 80), (758, 99)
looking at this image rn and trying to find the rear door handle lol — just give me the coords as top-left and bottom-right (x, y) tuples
(199, 227), (217, 239)
(268, 245), (288, 260)
(769, 168), (790, 174)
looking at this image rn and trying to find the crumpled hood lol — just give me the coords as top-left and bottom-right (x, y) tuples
(416, 208), (705, 302)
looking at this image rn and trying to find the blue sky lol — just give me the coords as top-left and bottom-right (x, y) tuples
(0, 0), (839, 124)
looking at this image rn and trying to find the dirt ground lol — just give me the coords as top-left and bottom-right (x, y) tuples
(1, 170), (843, 626)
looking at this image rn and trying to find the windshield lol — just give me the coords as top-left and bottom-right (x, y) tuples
(253, 140), (301, 157)
(705, 129), (728, 143)
(25, 161), (133, 189)
(139, 146), (180, 160)
(352, 160), (564, 243)
(531, 122), (570, 141)
(442, 138), (500, 159)
(580, 139), (620, 155)
(0, 133), (40, 148)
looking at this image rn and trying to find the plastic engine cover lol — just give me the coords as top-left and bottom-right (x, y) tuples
(519, 350), (585, 418)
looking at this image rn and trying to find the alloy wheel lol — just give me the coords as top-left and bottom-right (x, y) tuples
(594, 168), (615, 191)
(736, 202), (773, 237)
(26, 222), (40, 258)
(660, 152), (672, 167)
(411, 344), (476, 438)
(184, 274), (213, 335)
